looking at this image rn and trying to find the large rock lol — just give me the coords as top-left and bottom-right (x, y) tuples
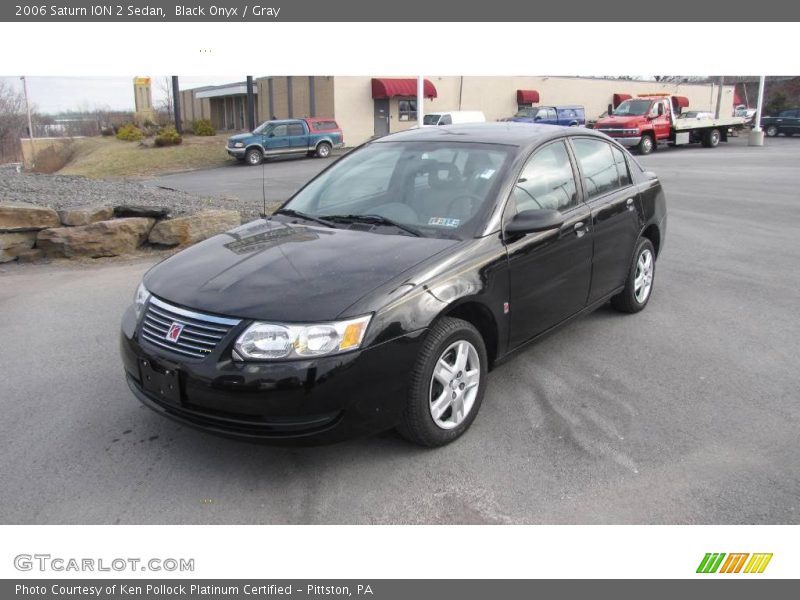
(0, 202), (61, 232)
(114, 205), (171, 219)
(37, 218), (155, 258)
(58, 205), (114, 226)
(149, 209), (241, 246)
(0, 231), (37, 263)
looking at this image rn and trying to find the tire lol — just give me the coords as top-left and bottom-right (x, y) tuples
(765, 125), (778, 137)
(702, 128), (721, 148)
(245, 147), (263, 166)
(786, 132), (794, 137)
(637, 134), (654, 155)
(611, 237), (656, 314)
(315, 142), (332, 158)
(397, 317), (488, 447)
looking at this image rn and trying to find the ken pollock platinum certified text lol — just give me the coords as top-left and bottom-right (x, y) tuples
(16, 584), (374, 597)
(14, 554), (194, 572)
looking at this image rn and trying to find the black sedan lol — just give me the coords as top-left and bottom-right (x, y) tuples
(120, 123), (667, 446)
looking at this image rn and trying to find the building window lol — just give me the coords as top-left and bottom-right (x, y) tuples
(398, 99), (417, 121)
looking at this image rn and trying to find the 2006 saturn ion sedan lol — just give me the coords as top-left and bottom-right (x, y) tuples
(121, 123), (666, 447)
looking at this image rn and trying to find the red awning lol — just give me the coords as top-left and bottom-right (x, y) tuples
(673, 96), (690, 108)
(516, 90), (540, 104)
(613, 93), (632, 108)
(371, 78), (437, 99)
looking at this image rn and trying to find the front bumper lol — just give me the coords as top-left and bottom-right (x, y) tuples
(120, 304), (424, 445)
(227, 147), (246, 157)
(612, 136), (642, 147)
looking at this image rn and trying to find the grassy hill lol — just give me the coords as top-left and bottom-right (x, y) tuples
(57, 133), (232, 179)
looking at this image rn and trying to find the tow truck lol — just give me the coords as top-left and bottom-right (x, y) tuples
(593, 94), (745, 154)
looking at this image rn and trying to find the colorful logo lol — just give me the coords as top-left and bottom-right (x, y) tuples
(166, 322), (184, 343)
(696, 553), (773, 574)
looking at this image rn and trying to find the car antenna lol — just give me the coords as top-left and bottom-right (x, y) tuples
(261, 155), (268, 220)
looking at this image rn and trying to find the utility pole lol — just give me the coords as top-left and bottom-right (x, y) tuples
(714, 76), (724, 119)
(172, 76), (182, 134)
(20, 76), (35, 169)
(246, 76), (256, 131)
(749, 76), (766, 147)
(417, 76), (424, 128)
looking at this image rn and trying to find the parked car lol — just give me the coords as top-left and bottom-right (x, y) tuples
(226, 118), (344, 165)
(422, 111), (486, 126)
(677, 110), (715, 120)
(122, 123), (666, 447)
(506, 105), (586, 127)
(761, 108), (800, 137)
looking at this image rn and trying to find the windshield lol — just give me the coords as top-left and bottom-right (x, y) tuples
(280, 141), (514, 239)
(253, 121), (274, 134)
(422, 114), (442, 125)
(613, 99), (652, 116)
(514, 108), (537, 118)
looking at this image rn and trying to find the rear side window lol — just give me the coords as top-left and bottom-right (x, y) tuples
(313, 120), (339, 131)
(439, 114), (452, 125)
(572, 138), (622, 198)
(287, 123), (305, 136)
(611, 146), (632, 187)
(513, 141), (578, 212)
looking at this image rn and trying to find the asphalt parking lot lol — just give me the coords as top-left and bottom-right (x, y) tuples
(1, 136), (798, 524)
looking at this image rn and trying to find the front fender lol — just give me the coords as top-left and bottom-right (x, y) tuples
(348, 236), (512, 357)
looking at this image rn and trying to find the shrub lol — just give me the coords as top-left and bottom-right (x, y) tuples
(192, 119), (216, 136)
(154, 126), (183, 147)
(116, 123), (143, 142)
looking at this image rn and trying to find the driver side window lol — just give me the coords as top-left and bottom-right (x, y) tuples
(512, 141), (578, 213)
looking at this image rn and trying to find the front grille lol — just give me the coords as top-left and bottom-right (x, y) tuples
(140, 296), (241, 359)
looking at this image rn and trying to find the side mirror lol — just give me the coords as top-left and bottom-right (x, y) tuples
(268, 132), (276, 137)
(534, 116), (543, 121)
(505, 209), (565, 236)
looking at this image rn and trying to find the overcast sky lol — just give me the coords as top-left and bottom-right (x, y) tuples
(0, 76), (242, 114)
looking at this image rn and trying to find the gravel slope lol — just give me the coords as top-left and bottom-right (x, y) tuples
(0, 164), (244, 218)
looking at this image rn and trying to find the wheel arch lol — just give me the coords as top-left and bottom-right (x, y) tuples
(641, 222), (662, 257)
(437, 299), (500, 368)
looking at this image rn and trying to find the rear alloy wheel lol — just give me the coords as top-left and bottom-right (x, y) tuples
(611, 237), (656, 313)
(765, 125), (778, 137)
(702, 128), (721, 148)
(637, 135), (654, 155)
(315, 142), (332, 158)
(245, 147), (263, 166)
(398, 317), (488, 446)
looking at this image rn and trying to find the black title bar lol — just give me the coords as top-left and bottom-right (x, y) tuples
(3, 0), (799, 22)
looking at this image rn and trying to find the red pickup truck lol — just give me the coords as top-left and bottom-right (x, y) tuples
(594, 94), (744, 154)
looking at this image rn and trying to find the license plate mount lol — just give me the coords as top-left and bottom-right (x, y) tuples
(139, 358), (181, 407)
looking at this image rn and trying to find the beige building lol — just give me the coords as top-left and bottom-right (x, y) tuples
(179, 76), (736, 146)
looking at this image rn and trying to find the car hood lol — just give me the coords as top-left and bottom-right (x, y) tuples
(143, 219), (458, 322)
(227, 132), (255, 143)
(595, 115), (644, 128)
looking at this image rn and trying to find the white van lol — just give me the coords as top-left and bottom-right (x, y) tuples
(422, 111), (486, 126)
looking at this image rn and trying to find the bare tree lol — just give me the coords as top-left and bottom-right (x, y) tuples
(154, 76), (174, 126)
(0, 81), (28, 162)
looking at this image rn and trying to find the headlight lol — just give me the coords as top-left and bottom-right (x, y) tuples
(133, 282), (150, 320)
(234, 315), (372, 361)
(234, 142), (245, 148)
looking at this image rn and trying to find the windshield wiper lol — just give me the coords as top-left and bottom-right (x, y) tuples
(325, 214), (422, 237)
(273, 208), (336, 228)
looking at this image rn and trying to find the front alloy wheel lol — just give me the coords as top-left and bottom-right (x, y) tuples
(765, 125), (778, 137)
(429, 340), (481, 430)
(245, 147), (263, 165)
(638, 135), (654, 155)
(398, 317), (488, 446)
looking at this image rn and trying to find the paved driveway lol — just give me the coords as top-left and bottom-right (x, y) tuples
(1, 136), (798, 524)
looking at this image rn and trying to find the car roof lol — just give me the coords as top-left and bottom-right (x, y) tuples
(373, 122), (609, 147)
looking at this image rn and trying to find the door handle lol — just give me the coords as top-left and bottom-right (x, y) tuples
(572, 221), (587, 238)
(626, 198), (635, 211)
